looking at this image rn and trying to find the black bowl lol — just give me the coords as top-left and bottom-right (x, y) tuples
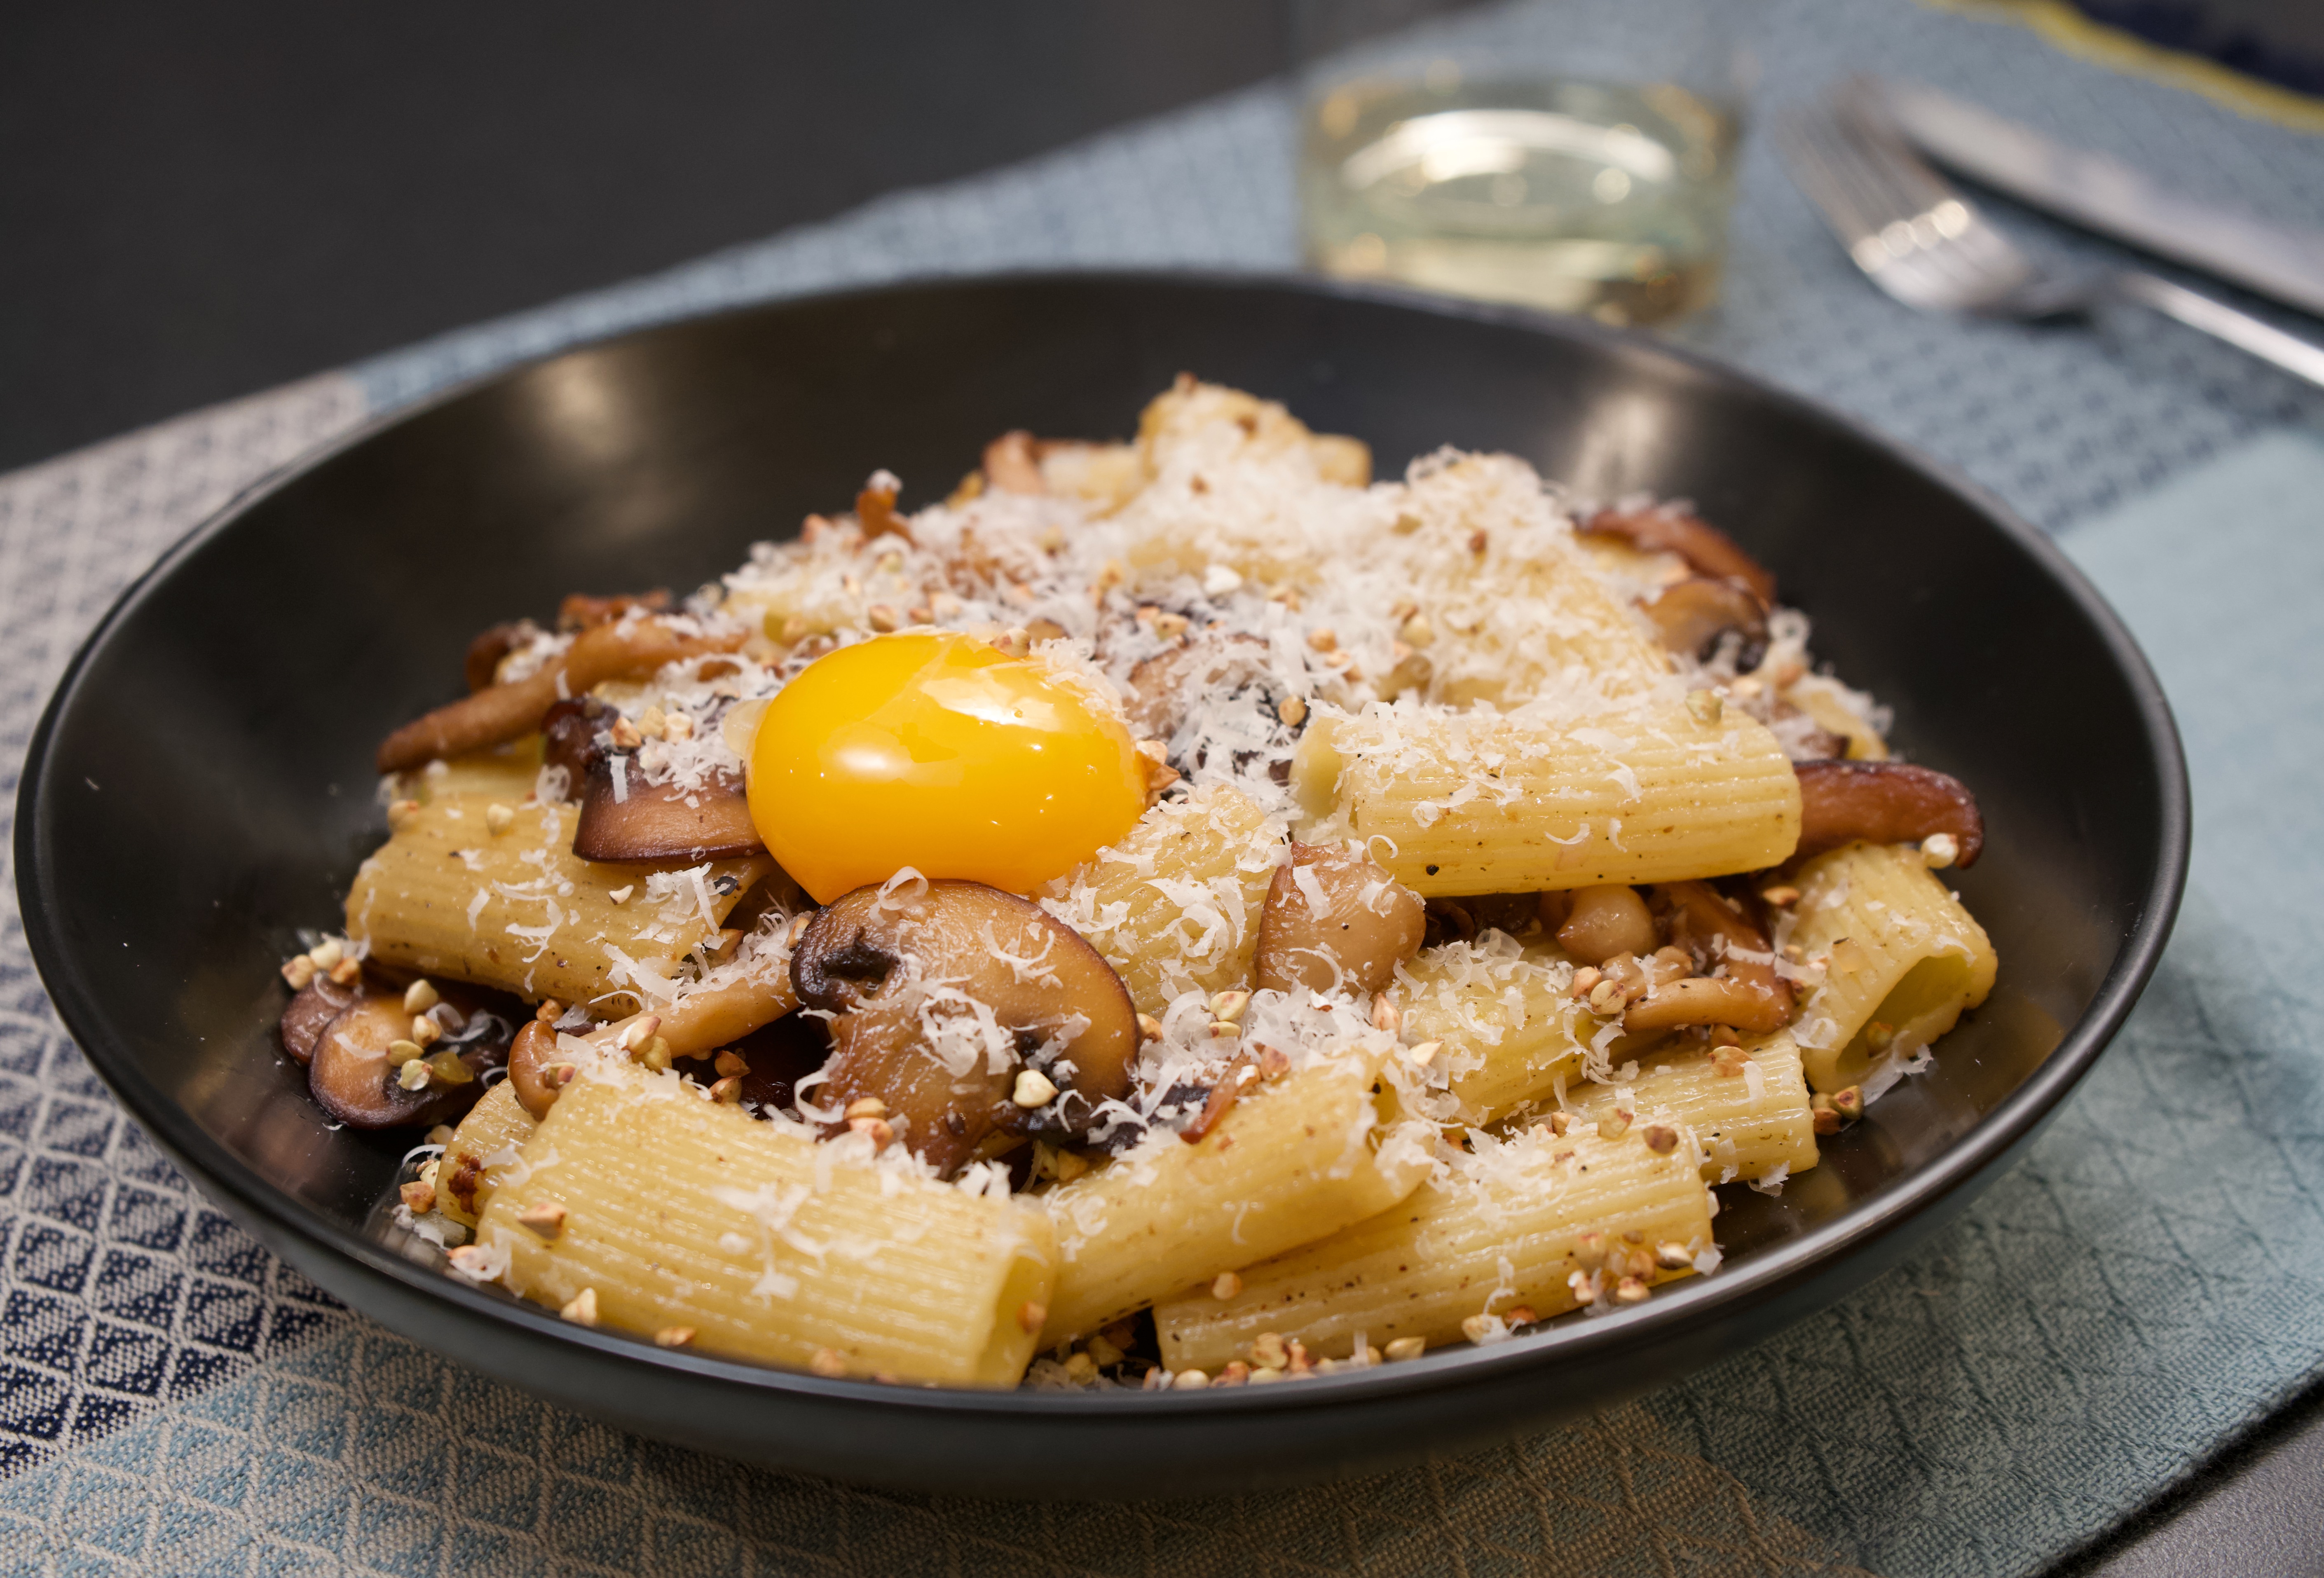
(15, 273), (2186, 1496)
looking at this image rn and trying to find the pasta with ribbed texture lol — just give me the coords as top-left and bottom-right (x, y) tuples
(481, 1070), (1057, 1385)
(347, 791), (768, 1010)
(1154, 1124), (1713, 1372)
(1785, 841), (1997, 1092)
(1036, 1048), (1429, 1345)
(1569, 1033), (1818, 1184)
(1290, 701), (1801, 897)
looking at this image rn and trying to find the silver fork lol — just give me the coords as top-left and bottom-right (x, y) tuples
(1777, 80), (2324, 389)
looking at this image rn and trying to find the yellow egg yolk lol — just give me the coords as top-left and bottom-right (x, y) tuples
(747, 632), (1147, 903)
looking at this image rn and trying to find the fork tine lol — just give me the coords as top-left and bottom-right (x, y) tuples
(1782, 93), (2038, 313)
(1778, 108), (1957, 307)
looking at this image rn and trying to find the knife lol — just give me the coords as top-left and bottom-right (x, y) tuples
(1874, 79), (2324, 321)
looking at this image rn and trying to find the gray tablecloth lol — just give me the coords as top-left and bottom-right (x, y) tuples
(4, 2), (2322, 1572)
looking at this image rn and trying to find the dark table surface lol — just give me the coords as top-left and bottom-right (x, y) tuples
(5, 3), (2321, 1571)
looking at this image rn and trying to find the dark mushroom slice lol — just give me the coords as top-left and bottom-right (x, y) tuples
(279, 975), (361, 1065)
(1582, 503), (1777, 606)
(309, 990), (512, 1129)
(1254, 843), (1426, 996)
(572, 761), (764, 863)
(464, 620), (542, 693)
(791, 879), (1139, 1177)
(377, 618), (747, 773)
(558, 589), (670, 632)
(1795, 760), (1984, 868)
(1124, 632), (1296, 775)
(1623, 881), (1794, 1035)
(1637, 576), (1768, 662)
(722, 1011), (835, 1114)
(1556, 884), (1659, 966)
(539, 695), (611, 789)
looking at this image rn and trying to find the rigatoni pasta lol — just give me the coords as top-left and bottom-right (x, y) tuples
(262, 373), (1999, 1396)
(478, 1069), (1057, 1386)
(1154, 1124), (1715, 1374)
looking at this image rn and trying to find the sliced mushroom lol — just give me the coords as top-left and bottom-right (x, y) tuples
(790, 879), (1139, 1176)
(558, 589), (670, 632)
(572, 762), (763, 862)
(1254, 843), (1426, 996)
(1582, 503), (1776, 605)
(539, 695), (611, 797)
(1621, 881), (1793, 1035)
(1795, 760), (1984, 867)
(464, 620), (541, 693)
(505, 1019), (568, 1121)
(309, 989), (513, 1128)
(983, 431), (1046, 494)
(1638, 576), (1768, 660)
(722, 1011), (833, 1113)
(1124, 632), (1295, 775)
(1556, 884), (1659, 966)
(377, 617), (747, 773)
(279, 975), (360, 1065)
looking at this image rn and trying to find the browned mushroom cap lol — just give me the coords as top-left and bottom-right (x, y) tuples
(790, 879), (1139, 1176)
(1556, 884), (1659, 966)
(571, 762), (764, 863)
(463, 621), (540, 693)
(309, 990), (514, 1129)
(983, 431), (1046, 494)
(505, 1019), (571, 1121)
(1124, 632), (1281, 745)
(376, 618), (747, 774)
(1582, 504), (1777, 605)
(558, 589), (670, 632)
(539, 695), (610, 795)
(279, 975), (360, 1065)
(1254, 843), (1426, 996)
(1637, 577), (1768, 659)
(1795, 760), (1984, 867)
(1622, 881), (1795, 1035)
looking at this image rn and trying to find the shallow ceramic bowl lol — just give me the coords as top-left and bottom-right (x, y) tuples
(16, 274), (2186, 1496)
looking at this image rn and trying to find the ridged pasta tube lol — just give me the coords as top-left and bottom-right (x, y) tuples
(1290, 701), (1801, 897)
(1154, 1124), (1713, 1372)
(347, 792), (769, 1011)
(1785, 841), (1997, 1092)
(436, 1079), (537, 1226)
(1399, 935), (1597, 1124)
(1041, 782), (1282, 1016)
(1569, 1033), (1818, 1184)
(480, 1070), (1057, 1386)
(1036, 1048), (1429, 1345)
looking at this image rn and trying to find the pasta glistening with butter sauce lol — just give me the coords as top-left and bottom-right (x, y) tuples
(278, 377), (1994, 1388)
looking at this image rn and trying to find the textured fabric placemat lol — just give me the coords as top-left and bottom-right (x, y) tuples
(3, 2), (2322, 1572)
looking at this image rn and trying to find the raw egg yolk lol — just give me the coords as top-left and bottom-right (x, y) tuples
(747, 632), (1147, 903)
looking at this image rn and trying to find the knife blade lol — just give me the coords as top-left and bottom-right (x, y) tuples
(1874, 79), (2324, 321)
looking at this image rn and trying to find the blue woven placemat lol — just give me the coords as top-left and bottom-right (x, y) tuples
(4, 2), (2322, 1572)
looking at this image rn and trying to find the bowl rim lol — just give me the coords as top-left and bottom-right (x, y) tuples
(14, 266), (2190, 1420)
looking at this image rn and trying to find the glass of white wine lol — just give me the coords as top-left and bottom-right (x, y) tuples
(1296, 0), (1753, 327)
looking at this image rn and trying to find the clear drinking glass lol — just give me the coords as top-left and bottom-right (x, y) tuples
(1295, 0), (1753, 327)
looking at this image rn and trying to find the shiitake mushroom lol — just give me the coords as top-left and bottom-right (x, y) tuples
(1581, 503), (1777, 605)
(1637, 576), (1768, 663)
(1253, 843), (1425, 996)
(790, 879), (1139, 1176)
(308, 985), (516, 1129)
(571, 765), (762, 863)
(1794, 759), (1984, 867)
(279, 976), (360, 1065)
(1622, 881), (1795, 1035)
